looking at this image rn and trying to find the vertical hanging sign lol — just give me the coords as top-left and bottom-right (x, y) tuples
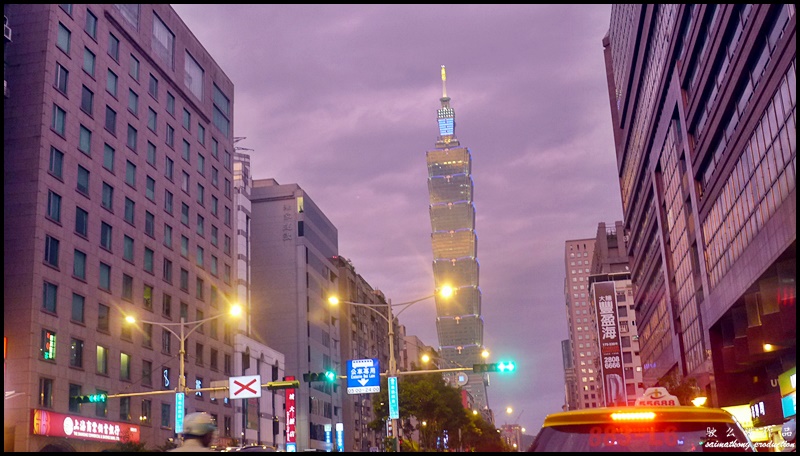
(388, 377), (399, 420)
(285, 376), (297, 452)
(593, 281), (626, 406)
(175, 392), (185, 434)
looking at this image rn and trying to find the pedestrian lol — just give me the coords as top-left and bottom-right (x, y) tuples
(169, 412), (217, 452)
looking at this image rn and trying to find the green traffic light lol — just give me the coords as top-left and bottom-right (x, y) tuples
(497, 361), (516, 372)
(325, 370), (336, 382)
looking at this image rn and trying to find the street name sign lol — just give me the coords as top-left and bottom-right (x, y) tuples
(388, 376), (399, 419)
(347, 358), (380, 395)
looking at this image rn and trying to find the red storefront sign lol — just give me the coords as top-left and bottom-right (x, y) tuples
(30, 409), (140, 443)
(285, 376), (297, 451)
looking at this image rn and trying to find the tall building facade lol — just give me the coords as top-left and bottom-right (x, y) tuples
(331, 255), (390, 452)
(425, 65), (489, 413)
(232, 152), (287, 448)
(602, 4), (796, 410)
(4, 4), (238, 451)
(563, 238), (601, 408)
(248, 179), (342, 452)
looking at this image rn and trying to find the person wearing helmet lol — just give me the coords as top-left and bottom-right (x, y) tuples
(169, 412), (217, 452)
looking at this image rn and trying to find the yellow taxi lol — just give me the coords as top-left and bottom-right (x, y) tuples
(528, 388), (756, 452)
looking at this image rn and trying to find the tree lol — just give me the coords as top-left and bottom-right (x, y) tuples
(662, 370), (701, 406)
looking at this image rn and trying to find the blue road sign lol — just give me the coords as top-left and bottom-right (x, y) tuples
(388, 376), (399, 419)
(347, 358), (381, 394)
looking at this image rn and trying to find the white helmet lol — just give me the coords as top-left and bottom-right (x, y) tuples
(182, 412), (217, 437)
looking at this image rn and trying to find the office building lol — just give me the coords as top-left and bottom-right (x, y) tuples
(4, 4), (237, 451)
(425, 65), (489, 413)
(331, 255), (390, 452)
(248, 179), (341, 452)
(602, 5), (795, 411)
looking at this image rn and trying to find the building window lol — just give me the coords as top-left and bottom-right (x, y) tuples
(57, 23), (71, 54)
(163, 258), (173, 283)
(108, 33), (120, 61)
(73, 249), (87, 280)
(148, 108), (157, 132)
(69, 338), (84, 368)
(181, 235), (189, 258)
(182, 139), (191, 162)
(77, 165), (90, 195)
(181, 203), (190, 225)
(119, 397), (131, 422)
(123, 235), (134, 262)
(96, 345), (108, 375)
(212, 84), (230, 138)
(162, 329), (171, 355)
(83, 47), (96, 76)
(144, 247), (154, 273)
(162, 293), (172, 319)
(147, 141), (157, 166)
(75, 206), (88, 237)
(128, 90), (138, 115)
(105, 105), (117, 135)
(181, 171), (190, 193)
(143, 322), (153, 348)
(46, 191), (62, 222)
(166, 91), (175, 115)
(69, 384), (82, 412)
(52, 104), (66, 136)
(116, 4), (140, 30)
(183, 109), (191, 131)
(107, 69), (118, 97)
(195, 343), (204, 366)
(85, 10), (98, 39)
(39, 378), (54, 408)
(197, 215), (205, 237)
(127, 125), (138, 152)
(146, 176), (156, 201)
(196, 277), (204, 300)
(124, 197), (135, 225)
(142, 362), (153, 387)
(100, 222), (113, 250)
(101, 183), (114, 211)
(152, 14), (175, 69)
(42, 281), (58, 313)
(99, 261), (111, 291)
(122, 274), (134, 301)
(149, 73), (158, 99)
(145, 211), (155, 237)
(55, 63), (69, 94)
(143, 284), (154, 311)
(180, 302), (188, 321)
(197, 246), (204, 268)
(129, 54), (140, 80)
(165, 157), (174, 180)
(184, 52), (204, 100)
(125, 160), (137, 187)
(78, 125), (92, 155)
(141, 398), (152, 424)
(49, 147), (64, 179)
(120, 353), (131, 381)
(224, 354), (232, 375)
(161, 403), (171, 428)
(164, 223), (173, 248)
(71, 293), (85, 322)
(164, 190), (173, 214)
(166, 124), (175, 147)
(180, 268), (189, 292)
(197, 184), (205, 206)
(103, 143), (115, 172)
(44, 235), (59, 268)
(98, 303), (110, 332)
(198, 124), (206, 145)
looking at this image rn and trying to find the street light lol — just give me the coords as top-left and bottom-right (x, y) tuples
(125, 303), (242, 394)
(328, 286), (453, 450)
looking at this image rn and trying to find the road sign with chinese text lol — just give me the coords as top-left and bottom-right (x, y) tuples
(347, 358), (380, 395)
(388, 376), (399, 419)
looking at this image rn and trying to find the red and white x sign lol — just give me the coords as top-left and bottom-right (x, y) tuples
(229, 374), (262, 399)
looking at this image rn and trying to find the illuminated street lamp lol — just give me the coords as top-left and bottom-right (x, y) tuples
(125, 303), (242, 394)
(328, 286), (453, 449)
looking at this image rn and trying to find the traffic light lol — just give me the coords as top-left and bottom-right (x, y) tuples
(266, 380), (300, 390)
(72, 393), (108, 404)
(472, 361), (516, 373)
(303, 370), (337, 383)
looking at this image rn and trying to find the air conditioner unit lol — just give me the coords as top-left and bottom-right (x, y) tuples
(3, 24), (10, 41)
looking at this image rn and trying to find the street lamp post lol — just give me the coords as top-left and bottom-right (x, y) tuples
(125, 304), (242, 394)
(328, 286), (452, 451)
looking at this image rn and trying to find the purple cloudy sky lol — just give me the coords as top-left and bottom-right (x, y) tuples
(173, 4), (620, 433)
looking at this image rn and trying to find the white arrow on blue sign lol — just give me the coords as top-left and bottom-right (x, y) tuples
(347, 358), (381, 395)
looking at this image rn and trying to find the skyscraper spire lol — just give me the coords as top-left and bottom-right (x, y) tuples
(436, 65), (457, 147)
(441, 64), (447, 99)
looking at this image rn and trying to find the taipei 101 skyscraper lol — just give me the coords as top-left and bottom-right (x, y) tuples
(426, 66), (490, 413)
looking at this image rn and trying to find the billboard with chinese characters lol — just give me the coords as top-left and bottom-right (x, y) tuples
(30, 409), (140, 443)
(593, 281), (626, 406)
(285, 375), (297, 452)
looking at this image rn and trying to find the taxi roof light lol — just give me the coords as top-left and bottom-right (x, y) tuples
(610, 411), (656, 421)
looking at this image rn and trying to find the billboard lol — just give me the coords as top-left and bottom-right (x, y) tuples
(285, 376), (297, 452)
(30, 409), (140, 443)
(593, 281), (626, 406)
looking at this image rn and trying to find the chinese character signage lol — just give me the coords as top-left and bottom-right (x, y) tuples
(31, 409), (140, 443)
(285, 375), (297, 452)
(388, 377), (399, 420)
(593, 281), (626, 406)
